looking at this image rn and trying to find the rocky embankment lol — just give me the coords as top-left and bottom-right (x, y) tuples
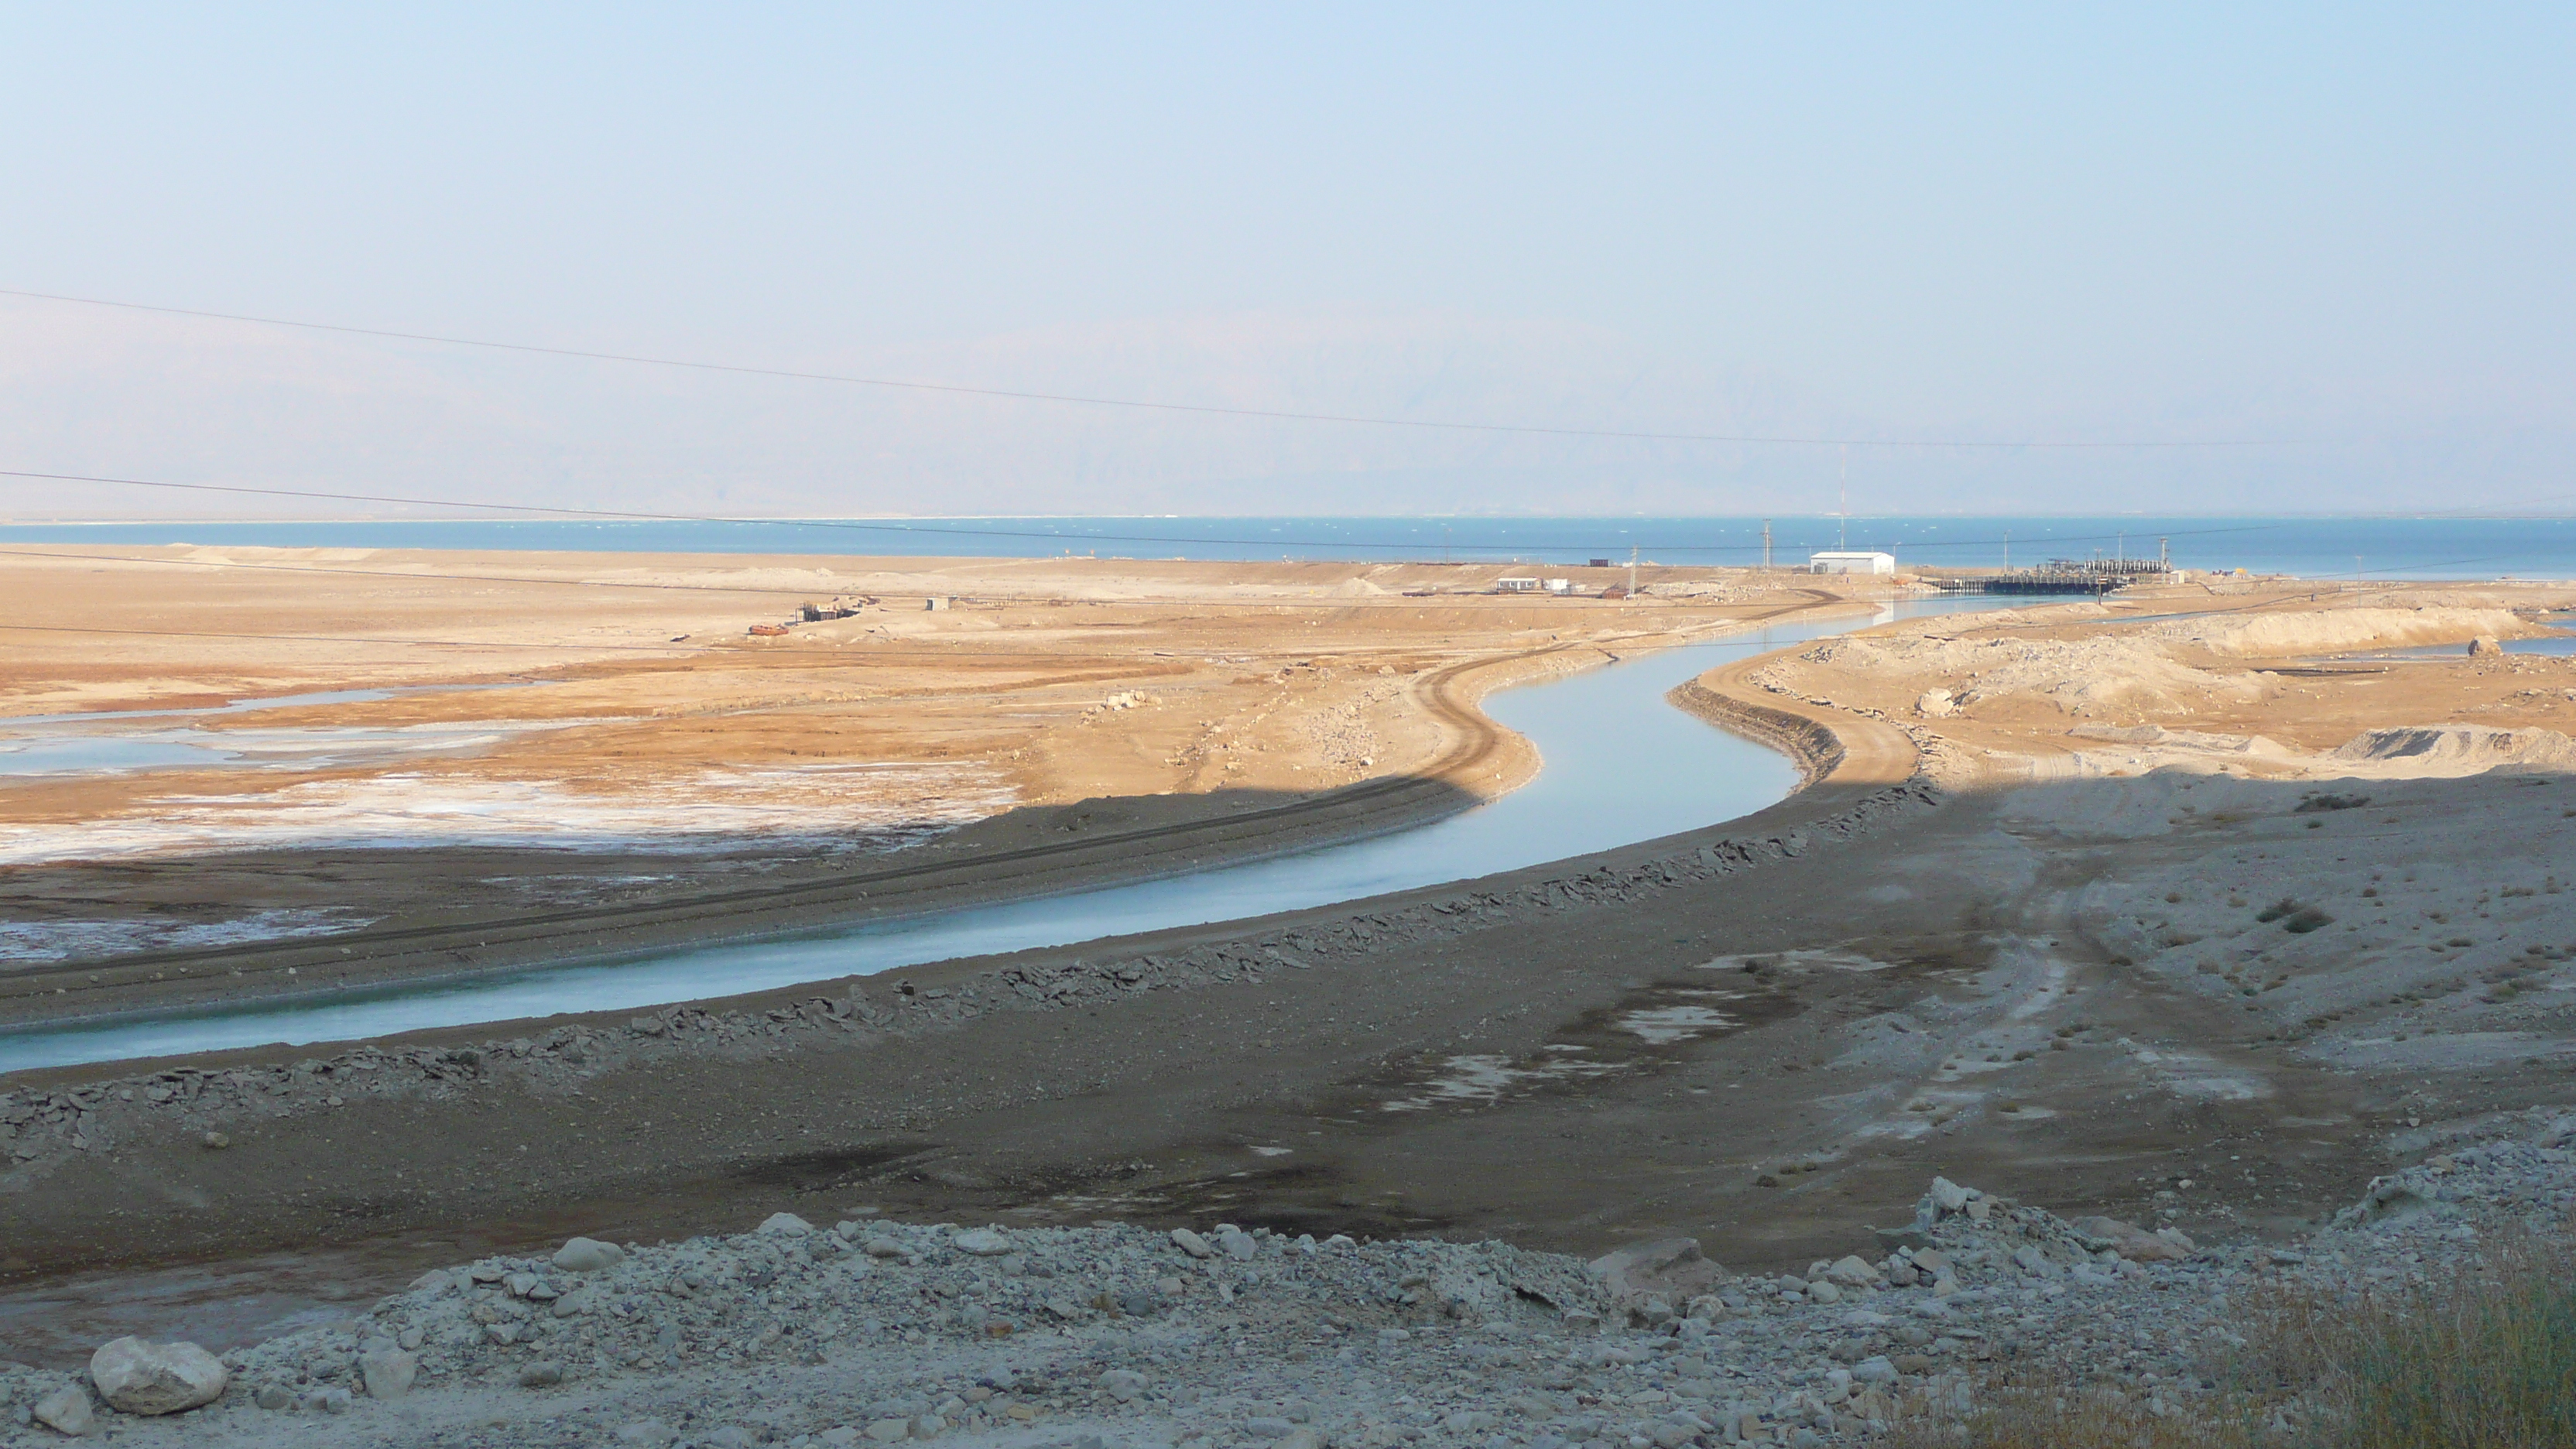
(11, 1110), (2576, 1447)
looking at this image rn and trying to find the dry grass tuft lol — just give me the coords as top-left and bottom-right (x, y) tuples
(1884, 1379), (2255, 1449)
(1887, 1230), (2576, 1448)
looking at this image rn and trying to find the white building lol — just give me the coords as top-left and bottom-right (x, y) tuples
(1808, 550), (1896, 576)
(1494, 577), (1542, 593)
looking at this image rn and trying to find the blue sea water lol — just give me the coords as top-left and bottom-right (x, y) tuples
(5, 516), (2576, 579)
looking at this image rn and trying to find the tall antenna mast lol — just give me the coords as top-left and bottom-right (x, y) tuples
(1628, 545), (1638, 600)
(1762, 519), (1772, 570)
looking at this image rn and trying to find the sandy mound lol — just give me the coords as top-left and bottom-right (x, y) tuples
(1999, 766), (2293, 839)
(1642, 580), (1742, 601)
(2331, 724), (2576, 776)
(1804, 635), (2257, 718)
(2146, 606), (2530, 658)
(1330, 577), (1390, 597)
(2068, 724), (2290, 757)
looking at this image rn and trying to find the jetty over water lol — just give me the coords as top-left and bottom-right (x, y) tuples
(1928, 557), (2173, 596)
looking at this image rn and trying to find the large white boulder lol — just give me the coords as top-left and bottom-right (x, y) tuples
(88, 1336), (228, 1415)
(552, 1236), (626, 1273)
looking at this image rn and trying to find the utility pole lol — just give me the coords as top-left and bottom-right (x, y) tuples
(1627, 545), (1638, 600)
(1762, 519), (1772, 571)
(1837, 447), (1849, 551)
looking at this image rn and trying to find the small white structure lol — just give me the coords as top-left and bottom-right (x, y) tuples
(1808, 551), (1896, 576)
(1494, 577), (1542, 593)
(1543, 578), (1571, 594)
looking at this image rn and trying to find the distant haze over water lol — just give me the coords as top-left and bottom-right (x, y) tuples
(5, 516), (2574, 581)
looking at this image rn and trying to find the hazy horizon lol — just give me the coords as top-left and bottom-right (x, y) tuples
(5, 9), (2570, 522)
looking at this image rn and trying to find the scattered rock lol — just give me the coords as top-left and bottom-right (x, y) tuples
(2071, 1215), (2195, 1262)
(1171, 1228), (1215, 1259)
(1824, 1254), (1880, 1288)
(361, 1349), (418, 1400)
(951, 1227), (1012, 1256)
(32, 1382), (97, 1436)
(1588, 1238), (1727, 1304)
(1098, 1368), (1149, 1403)
(300, 1386), (353, 1413)
(87, 1336), (228, 1415)
(553, 1236), (627, 1273)
(758, 1212), (814, 1235)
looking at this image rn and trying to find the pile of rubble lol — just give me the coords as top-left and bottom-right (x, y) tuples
(12, 1112), (2576, 1447)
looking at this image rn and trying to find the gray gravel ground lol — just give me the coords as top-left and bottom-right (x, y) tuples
(11, 1106), (2576, 1449)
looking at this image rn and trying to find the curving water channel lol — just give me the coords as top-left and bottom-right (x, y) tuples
(1, 598), (2027, 1073)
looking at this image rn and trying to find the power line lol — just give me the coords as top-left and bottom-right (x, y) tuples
(0, 287), (2290, 451)
(0, 546), (866, 598)
(0, 621), (1394, 656)
(0, 544), (1699, 608)
(0, 622), (708, 653)
(0, 468), (2299, 555)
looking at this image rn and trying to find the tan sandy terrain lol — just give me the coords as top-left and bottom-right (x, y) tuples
(14, 576), (2576, 1393)
(0, 546), (1848, 1018)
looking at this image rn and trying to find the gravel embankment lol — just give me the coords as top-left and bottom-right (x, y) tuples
(11, 1109), (2575, 1448)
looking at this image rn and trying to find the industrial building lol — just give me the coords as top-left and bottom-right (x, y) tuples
(1809, 550), (1896, 575)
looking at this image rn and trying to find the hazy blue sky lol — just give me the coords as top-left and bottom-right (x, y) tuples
(3, 5), (2570, 518)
